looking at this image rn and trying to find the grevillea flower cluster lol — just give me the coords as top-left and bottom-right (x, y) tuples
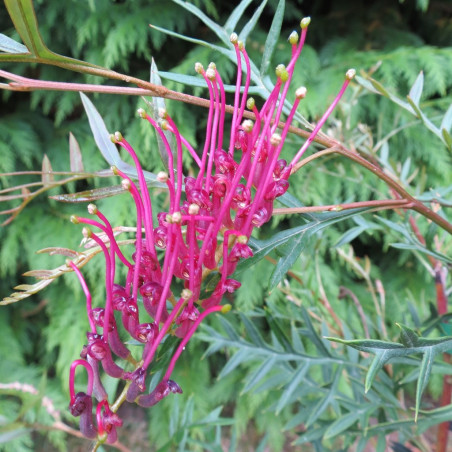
(67, 17), (354, 443)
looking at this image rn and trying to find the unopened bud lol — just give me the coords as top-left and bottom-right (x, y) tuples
(181, 289), (193, 300)
(208, 62), (216, 70)
(111, 165), (119, 175)
(206, 68), (216, 81)
(70, 215), (80, 224)
(237, 235), (248, 244)
(188, 204), (200, 215)
(238, 40), (244, 50)
(172, 212), (182, 224)
(270, 133), (282, 147)
(87, 203), (97, 215)
(166, 214), (173, 224)
(157, 171), (168, 183)
(300, 17), (311, 29)
(160, 120), (169, 131)
(121, 179), (131, 190)
(110, 134), (117, 143)
(114, 131), (123, 142)
(295, 86), (307, 99)
(158, 108), (167, 119)
(289, 31), (299, 45)
(195, 62), (204, 74)
(137, 108), (147, 119)
(346, 68), (356, 80)
(230, 33), (238, 45)
(275, 64), (286, 78)
(221, 304), (232, 314)
(246, 97), (255, 110)
(82, 227), (92, 238)
(242, 119), (254, 133)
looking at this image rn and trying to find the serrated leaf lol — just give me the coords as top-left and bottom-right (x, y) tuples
(0, 33), (28, 54)
(69, 132), (84, 172)
(240, 0), (268, 43)
(224, 0), (253, 33)
(41, 154), (54, 187)
(408, 71), (423, 106)
(259, 0), (285, 77)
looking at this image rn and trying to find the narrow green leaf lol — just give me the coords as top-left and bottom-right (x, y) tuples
(240, 0), (268, 43)
(301, 307), (331, 357)
(80, 93), (161, 185)
(0, 33), (28, 54)
(50, 185), (125, 203)
(218, 348), (249, 379)
(275, 364), (308, 414)
(440, 103), (452, 132)
(442, 128), (452, 151)
(4, 0), (48, 56)
(171, 0), (230, 45)
(69, 132), (84, 172)
(324, 410), (362, 440)
(415, 347), (434, 421)
(239, 313), (266, 348)
(148, 58), (175, 168)
(224, 0), (253, 33)
(259, 0), (285, 77)
(41, 154), (54, 187)
(408, 71), (424, 106)
(397, 323), (419, 348)
(365, 350), (391, 392)
(242, 356), (277, 393)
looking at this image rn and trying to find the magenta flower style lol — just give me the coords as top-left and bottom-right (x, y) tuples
(67, 17), (354, 442)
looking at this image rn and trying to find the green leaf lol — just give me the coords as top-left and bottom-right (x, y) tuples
(50, 185), (125, 203)
(442, 128), (452, 151)
(69, 132), (84, 173)
(408, 71), (424, 106)
(148, 58), (176, 168)
(224, 0), (254, 33)
(242, 356), (277, 393)
(41, 154), (54, 187)
(324, 410), (362, 440)
(240, 0), (268, 43)
(275, 364), (308, 414)
(264, 208), (373, 288)
(80, 92), (162, 186)
(0, 33), (28, 54)
(416, 347), (434, 421)
(440, 103), (452, 132)
(171, 0), (230, 46)
(259, 0), (285, 77)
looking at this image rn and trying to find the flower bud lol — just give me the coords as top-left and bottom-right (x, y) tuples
(157, 171), (168, 183)
(87, 203), (97, 215)
(242, 119), (253, 133)
(137, 108), (146, 118)
(300, 17), (311, 29)
(289, 31), (299, 45)
(206, 68), (216, 80)
(114, 131), (123, 142)
(246, 97), (255, 110)
(221, 304), (232, 314)
(158, 108), (167, 119)
(195, 62), (204, 74)
(121, 179), (131, 190)
(346, 68), (356, 80)
(230, 32), (238, 45)
(270, 133), (282, 147)
(188, 203), (200, 215)
(295, 86), (307, 99)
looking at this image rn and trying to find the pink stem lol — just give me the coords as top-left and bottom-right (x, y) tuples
(68, 261), (96, 333)
(69, 359), (94, 403)
(163, 305), (224, 381)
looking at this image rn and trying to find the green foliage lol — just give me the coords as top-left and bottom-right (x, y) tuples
(1, 0), (451, 450)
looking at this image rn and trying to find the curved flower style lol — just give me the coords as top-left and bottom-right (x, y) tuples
(67, 18), (354, 442)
